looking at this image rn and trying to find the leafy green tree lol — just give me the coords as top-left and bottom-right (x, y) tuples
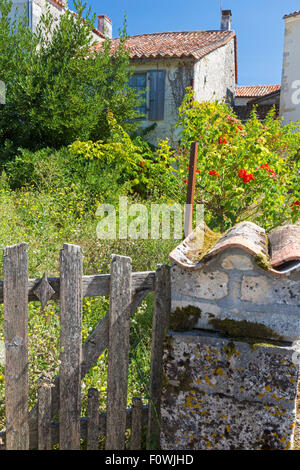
(0, 0), (141, 155)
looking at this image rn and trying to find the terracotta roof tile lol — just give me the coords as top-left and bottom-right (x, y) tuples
(236, 85), (281, 98)
(203, 222), (268, 261)
(50, 0), (64, 8)
(269, 225), (300, 267)
(284, 11), (300, 19)
(170, 222), (300, 277)
(94, 30), (236, 60)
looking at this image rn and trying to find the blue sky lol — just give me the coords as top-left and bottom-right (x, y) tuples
(70, 0), (300, 86)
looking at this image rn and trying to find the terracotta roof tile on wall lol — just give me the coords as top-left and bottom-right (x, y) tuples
(94, 30), (236, 60)
(236, 85), (281, 98)
(169, 222), (300, 277)
(283, 11), (300, 19)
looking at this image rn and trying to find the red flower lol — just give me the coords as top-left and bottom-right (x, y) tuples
(243, 173), (254, 183)
(183, 179), (188, 185)
(260, 164), (276, 177)
(291, 201), (300, 209)
(209, 170), (220, 178)
(237, 125), (243, 131)
(238, 169), (254, 183)
(238, 169), (247, 178)
(187, 166), (200, 175)
(219, 137), (227, 144)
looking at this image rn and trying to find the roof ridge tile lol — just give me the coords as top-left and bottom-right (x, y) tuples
(169, 222), (300, 277)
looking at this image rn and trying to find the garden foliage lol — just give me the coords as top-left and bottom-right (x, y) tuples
(173, 88), (300, 231)
(0, 0), (141, 157)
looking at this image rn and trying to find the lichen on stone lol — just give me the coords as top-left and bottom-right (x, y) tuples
(222, 342), (239, 360)
(186, 224), (222, 263)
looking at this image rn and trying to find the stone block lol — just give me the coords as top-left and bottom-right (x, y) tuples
(161, 331), (300, 450)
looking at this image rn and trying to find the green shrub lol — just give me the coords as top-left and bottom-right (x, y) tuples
(163, 88), (300, 231)
(68, 111), (178, 199)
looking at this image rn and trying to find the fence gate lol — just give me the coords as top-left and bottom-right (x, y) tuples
(0, 242), (171, 450)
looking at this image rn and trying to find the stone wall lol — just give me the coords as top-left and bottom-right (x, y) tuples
(170, 247), (300, 343)
(162, 332), (299, 450)
(161, 222), (300, 450)
(193, 38), (236, 105)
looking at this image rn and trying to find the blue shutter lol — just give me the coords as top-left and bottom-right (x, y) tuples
(128, 73), (147, 117)
(8, 1), (30, 27)
(149, 70), (166, 121)
(128, 75), (137, 88)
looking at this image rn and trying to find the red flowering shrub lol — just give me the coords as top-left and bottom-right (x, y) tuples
(171, 88), (300, 231)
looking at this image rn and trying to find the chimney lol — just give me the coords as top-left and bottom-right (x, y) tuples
(97, 15), (113, 39)
(220, 10), (232, 31)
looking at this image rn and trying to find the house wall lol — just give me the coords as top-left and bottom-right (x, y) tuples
(131, 59), (194, 146)
(11, 0), (103, 43)
(235, 96), (251, 106)
(31, 0), (63, 32)
(254, 92), (281, 107)
(193, 38), (236, 105)
(132, 38), (236, 146)
(280, 14), (300, 124)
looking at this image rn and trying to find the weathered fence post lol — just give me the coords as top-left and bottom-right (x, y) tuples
(3, 242), (29, 450)
(105, 255), (132, 450)
(130, 397), (143, 450)
(38, 377), (52, 450)
(87, 388), (99, 450)
(147, 265), (171, 450)
(59, 244), (83, 450)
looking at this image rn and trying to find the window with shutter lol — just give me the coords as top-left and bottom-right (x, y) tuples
(149, 70), (166, 121)
(128, 73), (147, 118)
(8, 1), (31, 27)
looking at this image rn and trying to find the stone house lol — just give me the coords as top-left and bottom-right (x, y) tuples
(9, 0), (105, 43)
(95, 10), (237, 146)
(234, 85), (281, 122)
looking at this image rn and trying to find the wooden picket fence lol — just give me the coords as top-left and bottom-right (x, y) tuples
(0, 242), (171, 450)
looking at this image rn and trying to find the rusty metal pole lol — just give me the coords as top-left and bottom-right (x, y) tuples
(185, 142), (198, 238)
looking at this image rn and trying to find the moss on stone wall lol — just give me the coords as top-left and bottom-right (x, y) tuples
(254, 253), (270, 271)
(209, 317), (284, 342)
(169, 305), (202, 332)
(186, 225), (222, 263)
